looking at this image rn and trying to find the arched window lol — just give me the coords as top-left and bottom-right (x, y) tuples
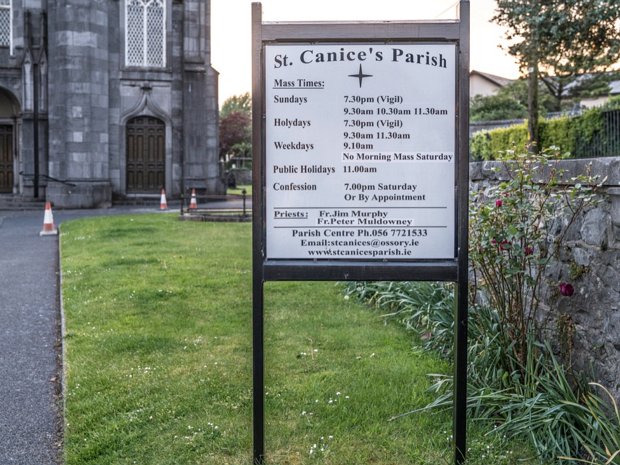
(0, 0), (12, 51)
(125, 0), (165, 68)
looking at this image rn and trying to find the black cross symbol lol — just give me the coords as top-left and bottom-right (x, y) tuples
(348, 64), (373, 88)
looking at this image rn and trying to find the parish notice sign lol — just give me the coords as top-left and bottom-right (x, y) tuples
(265, 43), (456, 260)
(252, 3), (470, 464)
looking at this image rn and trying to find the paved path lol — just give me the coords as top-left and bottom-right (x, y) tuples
(0, 210), (62, 465)
(0, 200), (249, 464)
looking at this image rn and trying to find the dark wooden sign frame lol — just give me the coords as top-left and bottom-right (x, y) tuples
(251, 2), (470, 463)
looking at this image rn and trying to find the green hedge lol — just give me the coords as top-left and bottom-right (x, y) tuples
(470, 108), (604, 160)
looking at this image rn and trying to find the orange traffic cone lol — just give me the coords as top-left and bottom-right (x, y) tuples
(40, 201), (58, 236)
(160, 188), (168, 210)
(189, 189), (198, 210)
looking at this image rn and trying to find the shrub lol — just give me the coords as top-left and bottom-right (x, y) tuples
(343, 149), (615, 463)
(470, 148), (602, 368)
(427, 337), (620, 464)
(470, 93), (528, 122)
(470, 124), (530, 160)
(559, 384), (620, 465)
(470, 109), (605, 160)
(345, 281), (620, 464)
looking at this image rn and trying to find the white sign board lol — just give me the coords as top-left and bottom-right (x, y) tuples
(265, 43), (456, 260)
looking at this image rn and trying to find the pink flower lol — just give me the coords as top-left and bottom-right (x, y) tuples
(559, 282), (574, 297)
(495, 199), (503, 208)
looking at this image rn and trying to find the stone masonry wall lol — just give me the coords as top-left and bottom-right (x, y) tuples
(470, 157), (620, 400)
(48, 0), (110, 181)
(47, 0), (112, 207)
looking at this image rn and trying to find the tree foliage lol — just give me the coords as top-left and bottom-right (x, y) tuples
(493, 0), (620, 146)
(470, 80), (557, 122)
(559, 71), (620, 102)
(498, 79), (560, 115)
(471, 93), (526, 122)
(220, 92), (251, 119)
(219, 93), (252, 162)
(219, 110), (251, 160)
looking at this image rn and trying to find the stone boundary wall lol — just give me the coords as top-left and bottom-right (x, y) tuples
(470, 157), (620, 400)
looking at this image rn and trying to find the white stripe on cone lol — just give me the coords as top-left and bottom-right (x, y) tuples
(189, 189), (197, 210)
(40, 201), (58, 236)
(160, 189), (168, 210)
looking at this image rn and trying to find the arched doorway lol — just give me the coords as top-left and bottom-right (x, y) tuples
(0, 88), (18, 194)
(126, 116), (165, 193)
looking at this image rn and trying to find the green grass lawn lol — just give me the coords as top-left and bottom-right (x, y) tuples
(227, 185), (252, 196)
(61, 215), (535, 465)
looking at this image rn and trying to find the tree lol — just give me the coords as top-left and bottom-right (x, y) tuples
(493, 0), (620, 148)
(498, 79), (558, 115)
(470, 93), (527, 122)
(219, 110), (251, 162)
(470, 80), (556, 122)
(220, 92), (251, 118)
(559, 71), (620, 105)
(219, 93), (252, 165)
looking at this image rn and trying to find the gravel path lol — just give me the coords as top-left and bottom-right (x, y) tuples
(0, 210), (62, 465)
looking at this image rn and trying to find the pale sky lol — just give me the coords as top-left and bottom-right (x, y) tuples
(211, 0), (521, 106)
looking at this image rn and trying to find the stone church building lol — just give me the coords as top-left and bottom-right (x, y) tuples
(0, 0), (222, 208)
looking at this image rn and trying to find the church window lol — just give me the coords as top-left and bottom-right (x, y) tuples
(0, 0), (12, 50)
(125, 0), (165, 67)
